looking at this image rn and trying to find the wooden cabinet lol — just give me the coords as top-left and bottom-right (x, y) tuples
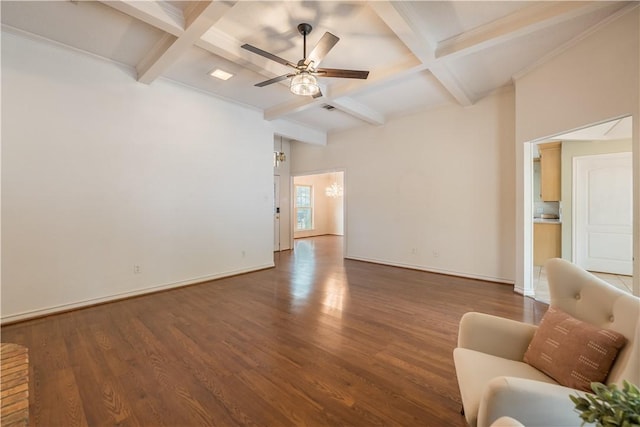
(539, 142), (561, 201)
(534, 222), (561, 266)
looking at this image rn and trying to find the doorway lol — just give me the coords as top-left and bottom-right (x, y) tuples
(526, 116), (634, 302)
(292, 171), (345, 240)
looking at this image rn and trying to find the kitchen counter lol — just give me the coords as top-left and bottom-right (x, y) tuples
(533, 218), (561, 224)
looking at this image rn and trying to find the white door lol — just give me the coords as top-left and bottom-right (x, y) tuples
(574, 152), (633, 275)
(274, 176), (281, 251)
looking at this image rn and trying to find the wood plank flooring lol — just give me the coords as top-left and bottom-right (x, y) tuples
(1, 236), (548, 426)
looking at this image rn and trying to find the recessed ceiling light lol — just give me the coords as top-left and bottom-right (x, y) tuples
(209, 69), (233, 81)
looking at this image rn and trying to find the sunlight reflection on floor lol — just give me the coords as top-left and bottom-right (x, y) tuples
(290, 239), (316, 303)
(322, 277), (349, 317)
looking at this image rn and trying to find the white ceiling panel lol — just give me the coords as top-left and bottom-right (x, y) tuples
(1, 1), (165, 67)
(214, 1), (411, 72)
(410, 1), (535, 43)
(350, 70), (456, 118)
(446, 2), (630, 100)
(163, 45), (293, 109)
(1, 0), (633, 138)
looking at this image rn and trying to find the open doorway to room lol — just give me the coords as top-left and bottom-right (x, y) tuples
(292, 171), (345, 241)
(527, 116), (634, 303)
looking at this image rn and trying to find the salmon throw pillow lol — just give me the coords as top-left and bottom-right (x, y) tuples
(523, 306), (627, 391)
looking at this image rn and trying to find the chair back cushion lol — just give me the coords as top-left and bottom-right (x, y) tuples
(545, 258), (639, 385)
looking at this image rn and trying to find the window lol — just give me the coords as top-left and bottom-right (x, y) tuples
(295, 185), (313, 231)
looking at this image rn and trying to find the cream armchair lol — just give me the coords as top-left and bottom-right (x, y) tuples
(453, 258), (640, 427)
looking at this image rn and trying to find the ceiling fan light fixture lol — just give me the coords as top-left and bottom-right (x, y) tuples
(290, 72), (319, 96)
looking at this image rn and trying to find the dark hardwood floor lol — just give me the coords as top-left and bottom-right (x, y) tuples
(1, 236), (548, 426)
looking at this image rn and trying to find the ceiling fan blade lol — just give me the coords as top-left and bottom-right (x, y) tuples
(255, 74), (294, 87)
(315, 68), (369, 79)
(241, 44), (296, 68)
(304, 32), (339, 67)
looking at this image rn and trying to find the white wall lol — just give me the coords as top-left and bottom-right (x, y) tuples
(293, 172), (344, 239)
(292, 89), (516, 283)
(1, 32), (275, 322)
(515, 8), (640, 295)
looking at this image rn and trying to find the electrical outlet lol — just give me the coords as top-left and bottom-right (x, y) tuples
(432, 251), (440, 258)
(411, 248), (417, 255)
(133, 265), (141, 274)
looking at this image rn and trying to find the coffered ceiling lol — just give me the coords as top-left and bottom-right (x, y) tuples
(1, 1), (636, 141)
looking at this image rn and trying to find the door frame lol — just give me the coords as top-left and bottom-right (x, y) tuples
(274, 175), (281, 251)
(519, 116), (637, 301)
(290, 168), (347, 253)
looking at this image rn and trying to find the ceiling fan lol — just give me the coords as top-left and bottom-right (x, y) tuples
(241, 23), (369, 98)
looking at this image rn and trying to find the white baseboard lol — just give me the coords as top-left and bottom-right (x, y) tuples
(345, 256), (515, 285)
(1, 263), (274, 324)
(514, 285), (536, 297)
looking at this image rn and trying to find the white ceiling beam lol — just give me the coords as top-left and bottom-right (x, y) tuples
(136, 33), (176, 83)
(136, 1), (235, 84)
(368, 1), (474, 107)
(436, 1), (621, 61)
(513, 2), (639, 81)
(422, 65), (473, 106)
(428, 62), (473, 109)
(367, 1), (435, 64)
(100, 0), (184, 36)
(330, 97), (385, 126)
(270, 119), (327, 146)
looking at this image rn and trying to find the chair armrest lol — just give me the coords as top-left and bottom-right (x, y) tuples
(457, 312), (538, 361)
(478, 377), (581, 427)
